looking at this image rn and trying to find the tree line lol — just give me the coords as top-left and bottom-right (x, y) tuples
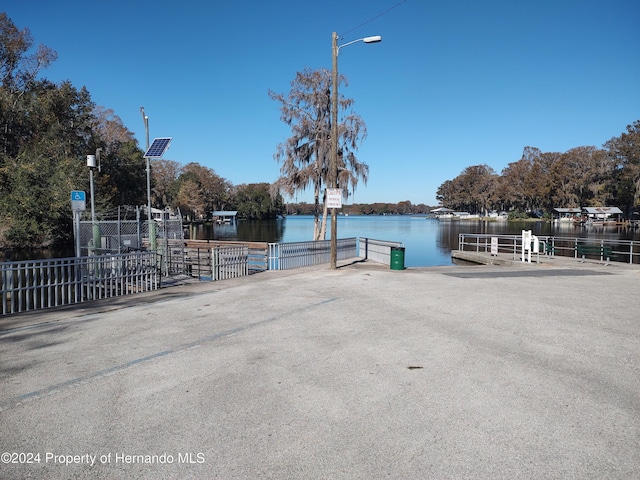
(286, 201), (430, 216)
(436, 124), (640, 216)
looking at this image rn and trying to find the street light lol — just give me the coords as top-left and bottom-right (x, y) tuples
(330, 32), (381, 269)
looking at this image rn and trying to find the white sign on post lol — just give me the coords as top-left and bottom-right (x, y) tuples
(491, 237), (498, 256)
(522, 229), (532, 263)
(326, 188), (343, 209)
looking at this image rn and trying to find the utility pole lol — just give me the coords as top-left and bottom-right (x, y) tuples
(329, 32), (381, 269)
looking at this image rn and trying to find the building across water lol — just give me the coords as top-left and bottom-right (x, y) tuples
(212, 211), (238, 225)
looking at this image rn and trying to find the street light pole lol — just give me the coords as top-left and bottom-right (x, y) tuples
(330, 32), (381, 269)
(330, 32), (339, 270)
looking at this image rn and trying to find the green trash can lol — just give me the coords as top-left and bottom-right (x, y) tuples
(390, 246), (405, 270)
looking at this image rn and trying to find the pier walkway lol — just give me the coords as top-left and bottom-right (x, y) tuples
(1, 259), (639, 479)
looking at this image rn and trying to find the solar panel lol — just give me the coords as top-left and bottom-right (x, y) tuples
(144, 137), (172, 158)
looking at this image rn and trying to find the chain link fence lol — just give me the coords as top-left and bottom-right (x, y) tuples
(77, 207), (185, 275)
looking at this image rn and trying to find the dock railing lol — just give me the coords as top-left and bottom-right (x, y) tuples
(1, 252), (158, 316)
(458, 234), (639, 264)
(268, 238), (357, 270)
(358, 238), (404, 265)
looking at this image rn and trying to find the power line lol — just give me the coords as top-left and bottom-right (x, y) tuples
(339, 0), (407, 40)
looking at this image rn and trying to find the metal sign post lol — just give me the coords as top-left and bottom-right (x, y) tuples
(522, 230), (532, 263)
(73, 211), (81, 258)
(71, 191), (86, 257)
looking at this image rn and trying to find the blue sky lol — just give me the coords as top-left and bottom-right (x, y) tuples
(5, 0), (640, 205)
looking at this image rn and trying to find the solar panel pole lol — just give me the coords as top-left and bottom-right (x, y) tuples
(87, 148), (102, 254)
(140, 107), (156, 253)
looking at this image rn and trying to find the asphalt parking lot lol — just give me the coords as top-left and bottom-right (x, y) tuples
(1, 260), (639, 479)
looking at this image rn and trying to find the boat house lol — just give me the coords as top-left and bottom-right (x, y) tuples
(212, 211), (238, 225)
(582, 207), (623, 225)
(553, 208), (582, 222)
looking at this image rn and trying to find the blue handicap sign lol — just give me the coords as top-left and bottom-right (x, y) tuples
(71, 191), (86, 201)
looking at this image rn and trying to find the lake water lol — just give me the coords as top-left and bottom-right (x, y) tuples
(190, 215), (640, 267)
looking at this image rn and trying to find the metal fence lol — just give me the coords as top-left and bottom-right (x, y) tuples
(358, 238), (404, 265)
(79, 219), (141, 255)
(163, 239), (191, 276)
(458, 233), (640, 264)
(78, 214), (184, 278)
(1, 252), (158, 315)
(183, 245), (250, 281)
(268, 238), (357, 270)
(78, 212), (184, 256)
(213, 245), (249, 280)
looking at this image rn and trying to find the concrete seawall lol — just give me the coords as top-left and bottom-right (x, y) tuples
(1, 260), (639, 479)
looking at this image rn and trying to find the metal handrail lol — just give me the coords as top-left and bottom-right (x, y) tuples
(458, 234), (638, 264)
(268, 238), (357, 270)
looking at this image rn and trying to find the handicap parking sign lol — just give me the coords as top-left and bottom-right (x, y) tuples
(71, 190), (86, 211)
(71, 191), (85, 201)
